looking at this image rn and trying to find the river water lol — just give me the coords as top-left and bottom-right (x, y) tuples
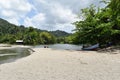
(34, 44), (82, 51)
(0, 48), (30, 64)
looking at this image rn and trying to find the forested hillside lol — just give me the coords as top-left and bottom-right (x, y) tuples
(0, 18), (20, 35)
(0, 18), (70, 45)
(50, 30), (71, 37)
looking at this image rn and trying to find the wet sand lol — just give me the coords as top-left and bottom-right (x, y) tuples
(0, 47), (120, 80)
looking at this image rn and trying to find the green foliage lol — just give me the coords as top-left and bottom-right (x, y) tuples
(50, 30), (71, 37)
(40, 32), (56, 44)
(0, 34), (16, 44)
(0, 19), (63, 45)
(23, 27), (39, 45)
(56, 37), (66, 44)
(65, 35), (74, 44)
(50, 30), (71, 44)
(73, 0), (120, 45)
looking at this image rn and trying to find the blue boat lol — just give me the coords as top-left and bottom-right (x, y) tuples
(82, 44), (99, 50)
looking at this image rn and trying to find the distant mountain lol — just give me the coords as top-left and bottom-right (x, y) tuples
(0, 18), (27, 35)
(0, 18), (70, 37)
(50, 30), (71, 37)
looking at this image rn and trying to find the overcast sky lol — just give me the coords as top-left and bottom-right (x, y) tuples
(0, 0), (104, 33)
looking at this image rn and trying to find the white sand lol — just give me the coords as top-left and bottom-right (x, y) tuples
(0, 48), (120, 80)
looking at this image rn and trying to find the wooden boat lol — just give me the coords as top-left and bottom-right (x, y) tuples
(82, 44), (99, 50)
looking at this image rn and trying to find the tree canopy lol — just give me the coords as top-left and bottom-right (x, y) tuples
(73, 0), (120, 46)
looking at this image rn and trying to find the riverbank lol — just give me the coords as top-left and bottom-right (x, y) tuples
(0, 44), (32, 50)
(0, 47), (120, 80)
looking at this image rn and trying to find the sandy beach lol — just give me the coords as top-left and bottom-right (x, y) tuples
(0, 47), (120, 80)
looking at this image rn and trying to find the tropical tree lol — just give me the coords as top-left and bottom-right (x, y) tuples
(23, 27), (39, 45)
(40, 32), (56, 44)
(107, 0), (120, 44)
(73, 0), (120, 46)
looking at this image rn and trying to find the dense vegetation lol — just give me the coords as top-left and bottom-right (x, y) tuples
(0, 18), (70, 45)
(73, 0), (120, 46)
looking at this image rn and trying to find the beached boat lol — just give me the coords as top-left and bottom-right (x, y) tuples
(82, 44), (99, 50)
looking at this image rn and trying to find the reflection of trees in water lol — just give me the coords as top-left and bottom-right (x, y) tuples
(0, 48), (30, 64)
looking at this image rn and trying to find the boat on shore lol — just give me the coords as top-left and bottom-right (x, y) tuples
(82, 44), (99, 51)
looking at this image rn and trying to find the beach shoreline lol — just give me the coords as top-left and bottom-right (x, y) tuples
(0, 44), (32, 50)
(0, 45), (120, 80)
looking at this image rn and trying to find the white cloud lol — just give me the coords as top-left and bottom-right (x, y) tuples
(25, 0), (80, 32)
(50, 3), (77, 23)
(0, 0), (33, 25)
(24, 0), (103, 32)
(0, 0), (104, 32)
(1, 10), (16, 17)
(7, 18), (19, 25)
(24, 13), (46, 28)
(0, 0), (32, 12)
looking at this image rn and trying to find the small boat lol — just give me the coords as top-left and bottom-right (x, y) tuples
(82, 44), (99, 50)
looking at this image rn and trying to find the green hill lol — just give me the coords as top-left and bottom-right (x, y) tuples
(0, 18), (29, 36)
(0, 18), (71, 44)
(0, 18), (70, 36)
(50, 30), (71, 37)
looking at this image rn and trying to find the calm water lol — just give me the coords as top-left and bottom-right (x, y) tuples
(0, 48), (30, 64)
(34, 44), (82, 50)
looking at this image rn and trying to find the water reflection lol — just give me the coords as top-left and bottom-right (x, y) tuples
(35, 44), (82, 50)
(0, 48), (30, 64)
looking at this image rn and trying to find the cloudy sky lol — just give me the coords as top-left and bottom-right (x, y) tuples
(0, 0), (104, 33)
